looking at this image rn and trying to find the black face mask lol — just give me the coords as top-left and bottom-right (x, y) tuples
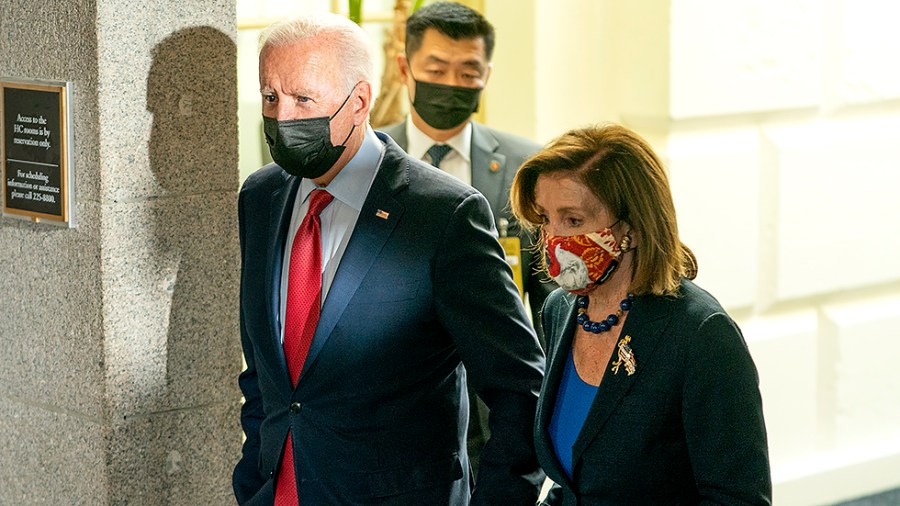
(411, 76), (483, 130)
(263, 90), (356, 179)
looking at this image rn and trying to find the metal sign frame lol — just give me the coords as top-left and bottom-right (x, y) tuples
(1, 78), (75, 227)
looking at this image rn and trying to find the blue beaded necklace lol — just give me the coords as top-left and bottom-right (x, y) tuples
(576, 293), (634, 334)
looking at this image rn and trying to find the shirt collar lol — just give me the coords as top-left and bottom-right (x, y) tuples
(405, 115), (472, 163)
(299, 125), (383, 212)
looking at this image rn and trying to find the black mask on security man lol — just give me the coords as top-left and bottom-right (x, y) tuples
(410, 72), (482, 130)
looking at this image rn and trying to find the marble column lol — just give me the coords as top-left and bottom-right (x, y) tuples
(0, 1), (242, 504)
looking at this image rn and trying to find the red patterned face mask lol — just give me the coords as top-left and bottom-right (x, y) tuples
(545, 228), (623, 296)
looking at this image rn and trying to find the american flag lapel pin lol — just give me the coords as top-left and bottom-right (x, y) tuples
(375, 209), (390, 220)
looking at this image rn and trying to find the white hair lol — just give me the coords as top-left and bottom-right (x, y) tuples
(258, 13), (374, 91)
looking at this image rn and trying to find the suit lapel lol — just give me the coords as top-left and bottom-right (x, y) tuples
(470, 123), (506, 221)
(266, 172), (299, 388)
(571, 294), (673, 463)
(386, 120), (408, 150)
(535, 293), (580, 488)
(297, 138), (408, 383)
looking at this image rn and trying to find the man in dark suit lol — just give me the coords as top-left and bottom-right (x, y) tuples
(232, 12), (545, 506)
(379, 1), (555, 472)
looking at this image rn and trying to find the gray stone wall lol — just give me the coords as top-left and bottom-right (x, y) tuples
(0, 1), (242, 504)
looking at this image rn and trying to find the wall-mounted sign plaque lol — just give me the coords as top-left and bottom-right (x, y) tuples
(1, 78), (75, 227)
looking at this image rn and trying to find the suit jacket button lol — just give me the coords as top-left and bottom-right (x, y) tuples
(290, 402), (302, 413)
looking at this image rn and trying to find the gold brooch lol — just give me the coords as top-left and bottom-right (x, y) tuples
(611, 335), (637, 376)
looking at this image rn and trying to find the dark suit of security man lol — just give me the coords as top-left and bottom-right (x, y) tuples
(380, 1), (555, 472)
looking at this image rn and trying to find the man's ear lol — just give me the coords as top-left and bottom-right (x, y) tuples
(352, 81), (373, 125)
(397, 53), (410, 86)
(483, 63), (493, 85)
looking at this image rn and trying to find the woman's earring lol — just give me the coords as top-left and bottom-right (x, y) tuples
(619, 233), (632, 252)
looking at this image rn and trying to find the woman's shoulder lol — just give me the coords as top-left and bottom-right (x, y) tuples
(668, 278), (731, 322)
(664, 279), (748, 356)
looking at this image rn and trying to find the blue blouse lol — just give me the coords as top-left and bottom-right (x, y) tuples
(548, 348), (599, 479)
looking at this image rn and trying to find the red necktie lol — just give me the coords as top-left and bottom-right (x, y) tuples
(275, 189), (333, 506)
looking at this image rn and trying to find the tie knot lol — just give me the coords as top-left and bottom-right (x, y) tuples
(427, 143), (453, 168)
(306, 189), (334, 217)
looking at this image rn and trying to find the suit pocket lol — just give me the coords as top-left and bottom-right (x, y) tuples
(366, 453), (463, 498)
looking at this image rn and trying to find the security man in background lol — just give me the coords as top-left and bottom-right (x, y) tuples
(379, 1), (556, 473)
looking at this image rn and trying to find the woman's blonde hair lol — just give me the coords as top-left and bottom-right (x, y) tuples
(510, 123), (697, 296)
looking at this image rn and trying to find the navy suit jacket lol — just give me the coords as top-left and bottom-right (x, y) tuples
(379, 120), (555, 334)
(233, 132), (545, 505)
(536, 280), (772, 506)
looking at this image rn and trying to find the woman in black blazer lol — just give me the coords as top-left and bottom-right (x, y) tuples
(510, 124), (771, 505)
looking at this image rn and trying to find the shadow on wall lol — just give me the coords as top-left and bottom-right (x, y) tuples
(105, 26), (241, 505)
(148, 26), (239, 193)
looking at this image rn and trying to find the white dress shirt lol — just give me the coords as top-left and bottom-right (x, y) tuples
(405, 116), (473, 186)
